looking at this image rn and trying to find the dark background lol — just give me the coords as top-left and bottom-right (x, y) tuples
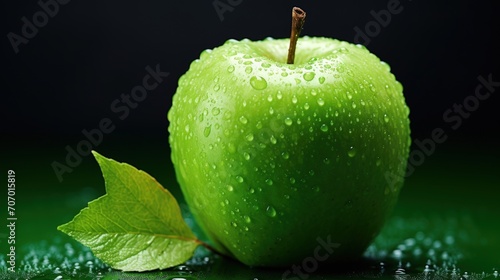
(1, 0), (499, 197)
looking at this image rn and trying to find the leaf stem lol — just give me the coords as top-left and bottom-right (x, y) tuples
(195, 239), (229, 257)
(287, 7), (306, 64)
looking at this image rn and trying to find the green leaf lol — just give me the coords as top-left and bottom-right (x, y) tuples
(58, 151), (200, 271)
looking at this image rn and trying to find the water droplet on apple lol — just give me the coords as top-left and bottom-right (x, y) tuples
(245, 133), (254, 141)
(227, 185), (234, 192)
(256, 121), (263, 129)
(317, 98), (325, 106)
(262, 62), (271, 68)
(269, 107), (274, 114)
(352, 102), (357, 109)
(320, 124), (328, 132)
(376, 158), (382, 166)
(245, 66), (253, 74)
(236, 176), (244, 183)
(244, 216), (252, 223)
(203, 126), (211, 137)
(284, 117), (293, 126)
(250, 76), (267, 90)
(348, 146), (357, 157)
(384, 114), (390, 123)
(184, 124), (190, 133)
(239, 116), (248, 124)
(303, 103), (310, 110)
(265, 179), (273, 186)
(266, 206), (277, 217)
(346, 92), (353, 100)
(270, 135), (277, 144)
(231, 221), (238, 227)
(282, 152), (290, 159)
(289, 177), (296, 184)
(212, 107), (220, 116)
(319, 77), (326, 84)
(277, 91), (283, 99)
(292, 95), (298, 104)
(380, 61), (391, 71)
(267, 95), (273, 102)
(323, 158), (330, 164)
(281, 72), (288, 77)
(227, 65), (235, 73)
(243, 152), (251, 160)
(303, 72), (315, 81)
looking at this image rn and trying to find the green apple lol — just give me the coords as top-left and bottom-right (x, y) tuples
(168, 37), (410, 267)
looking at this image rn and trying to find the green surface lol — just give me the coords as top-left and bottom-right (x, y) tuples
(1, 142), (499, 279)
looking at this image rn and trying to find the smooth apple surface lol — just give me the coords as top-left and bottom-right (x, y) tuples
(168, 37), (410, 267)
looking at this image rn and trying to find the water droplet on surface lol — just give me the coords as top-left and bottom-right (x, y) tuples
(227, 65), (235, 73)
(236, 176), (244, 183)
(270, 135), (277, 144)
(317, 98), (325, 106)
(303, 103), (310, 110)
(239, 116), (248, 124)
(245, 66), (253, 74)
(376, 158), (382, 166)
(292, 95), (298, 104)
(204, 126), (211, 137)
(231, 221), (238, 227)
(284, 117), (293, 126)
(212, 107), (220, 116)
(282, 152), (290, 159)
(227, 185), (234, 192)
(245, 133), (254, 141)
(319, 77), (326, 84)
(243, 152), (251, 160)
(265, 179), (273, 185)
(277, 91), (283, 99)
(320, 124), (329, 132)
(266, 206), (277, 217)
(244, 216), (251, 223)
(250, 76), (267, 90)
(384, 114), (390, 123)
(303, 72), (315, 81)
(289, 177), (296, 184)
(348, 146), (357, 157)
(267, 95), (273, 102)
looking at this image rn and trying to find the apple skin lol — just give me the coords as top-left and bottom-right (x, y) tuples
(168, 37), (410, 267)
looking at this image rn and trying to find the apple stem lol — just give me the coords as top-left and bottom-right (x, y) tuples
(287, 7), (306, 64)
